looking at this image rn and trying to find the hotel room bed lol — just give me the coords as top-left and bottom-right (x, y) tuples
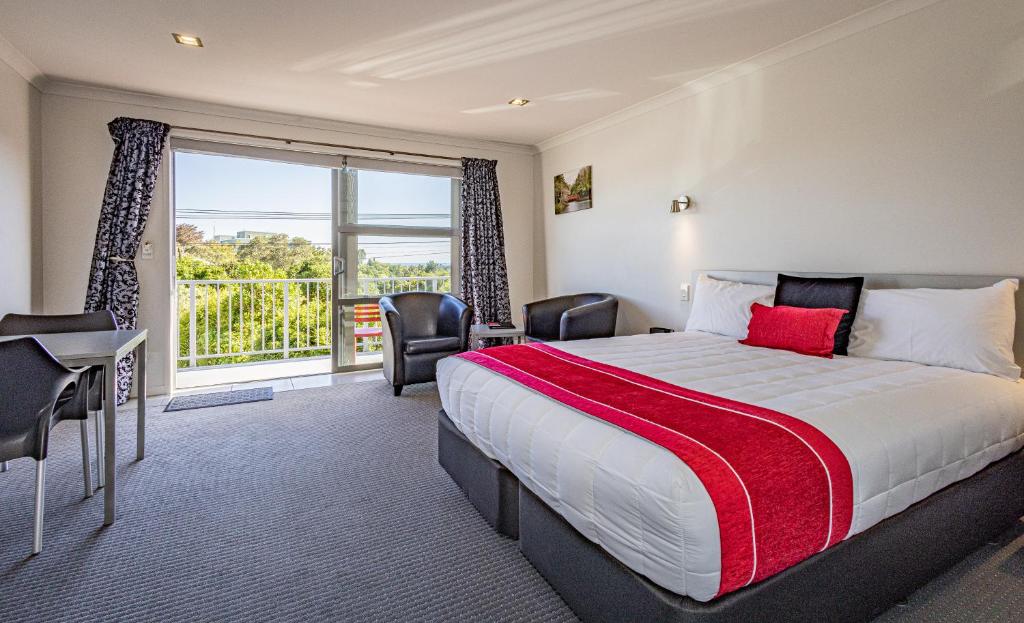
(436, 325), (1024, 621)
(436, 303), (1024, 623)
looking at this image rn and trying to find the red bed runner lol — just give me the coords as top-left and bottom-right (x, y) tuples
(456, 343), (853, 597)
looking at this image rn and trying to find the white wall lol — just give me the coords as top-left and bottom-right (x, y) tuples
(536, 0), (1024, 336)
(40, 87), (536, 394)
(0, 58), (40, 315)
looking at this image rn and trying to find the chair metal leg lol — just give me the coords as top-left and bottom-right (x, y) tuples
(94, 410), (105, 489)
(0, 461), (8, 472)
(32, 459), (46, 555)
(80, 420), (93, 497)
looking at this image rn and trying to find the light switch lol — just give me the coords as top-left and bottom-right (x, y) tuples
(680, 283), (691, 302)
(140, 241), (154, 260)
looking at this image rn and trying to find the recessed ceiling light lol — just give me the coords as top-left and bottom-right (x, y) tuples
(508, 98), (530, 107)
(172, 33), (203, 47)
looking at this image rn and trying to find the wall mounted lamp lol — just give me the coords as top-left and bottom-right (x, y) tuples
(671, 195), (691, 213)
(172, 33), (204, 47)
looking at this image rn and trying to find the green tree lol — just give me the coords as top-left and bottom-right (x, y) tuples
(288, 257), (332, 279)
(175, 228), (452, 368)
(175, 223), (208, 260)
(227, 259), (279, 279)
(190, 241), (237, 267)
(237, 234), (327, 273)
(176, 255), (228, 281)
(176, 223), (204, 245)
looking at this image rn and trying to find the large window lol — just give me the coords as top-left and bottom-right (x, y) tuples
(333, 164), (460, 368)
(172, 139), (460, 372)
(335, 166), (459, 298)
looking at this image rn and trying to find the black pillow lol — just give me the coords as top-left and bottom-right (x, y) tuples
(774, 274), (864, 356)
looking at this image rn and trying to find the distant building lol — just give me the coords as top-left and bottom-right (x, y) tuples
(214, 231), (276, 245)
(236, 230), (275, 241)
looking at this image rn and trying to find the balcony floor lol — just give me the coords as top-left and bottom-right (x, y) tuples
(176, 354), (383, 389)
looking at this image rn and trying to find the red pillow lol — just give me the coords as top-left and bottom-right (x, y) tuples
(739, 303), (847, 358)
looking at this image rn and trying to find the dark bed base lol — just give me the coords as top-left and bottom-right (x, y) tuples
(438, 409), (1024, 622)
(437, 410), (519, 538)
(521, 452), (1024, 623)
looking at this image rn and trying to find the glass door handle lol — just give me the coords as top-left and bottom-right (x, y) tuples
(333, 257), (345, 277)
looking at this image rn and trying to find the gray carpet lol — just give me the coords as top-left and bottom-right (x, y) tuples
(0, 381), (1022, 622)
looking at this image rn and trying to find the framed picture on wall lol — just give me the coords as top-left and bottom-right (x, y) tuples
(554, 165), (592, 215)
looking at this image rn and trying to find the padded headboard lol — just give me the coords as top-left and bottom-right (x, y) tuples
(686, 271), (1024, 368)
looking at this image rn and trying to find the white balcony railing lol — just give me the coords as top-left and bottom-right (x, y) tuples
(356, 276), (448, 295)
(177, 276), (450, 369)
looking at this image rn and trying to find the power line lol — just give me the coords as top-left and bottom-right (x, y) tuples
(177, 210), (449, 221)
(360, 241), (449, 245)
(179, 209), (450, 216)
(184, 242), (332, 247)
(364, 254), (450, 260)
(181, 241), (447, 247)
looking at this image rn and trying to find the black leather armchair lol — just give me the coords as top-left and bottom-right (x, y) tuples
(380, 292), (472, 396)
(523, 293), (618, 342)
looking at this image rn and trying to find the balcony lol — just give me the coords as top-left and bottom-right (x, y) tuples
(175, 276), (450, 387)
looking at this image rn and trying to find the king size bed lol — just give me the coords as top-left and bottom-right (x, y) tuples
(435, 272), (1024, 623)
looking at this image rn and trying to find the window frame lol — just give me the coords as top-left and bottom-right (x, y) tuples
(169, 137), (463, 298)
(169, 137), (463, 373)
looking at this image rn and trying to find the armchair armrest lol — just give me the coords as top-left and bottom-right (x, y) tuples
(559, 298), (619, 341)
(379, 298), (404, 386)
(459, 306), (472, 349)
(437, 294), (473, 351)
(379, 298), (403, 341)
(524, 296), (573, 341)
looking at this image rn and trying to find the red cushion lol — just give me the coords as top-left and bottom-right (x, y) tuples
(739, 303), (847, 358)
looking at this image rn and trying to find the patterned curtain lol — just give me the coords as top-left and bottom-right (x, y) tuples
(460, 158), (511, 346)
(84, 117), (170, 404)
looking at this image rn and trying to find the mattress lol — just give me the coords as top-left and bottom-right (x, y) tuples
(436, 331), (1024, 602)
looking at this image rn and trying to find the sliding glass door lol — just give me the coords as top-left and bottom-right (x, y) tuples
(332, 165), (461, 371)
(171, 138), (460, 377)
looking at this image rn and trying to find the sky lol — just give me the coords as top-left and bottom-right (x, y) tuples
(173, 152), (453, 264)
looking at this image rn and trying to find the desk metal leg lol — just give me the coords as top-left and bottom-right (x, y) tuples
(79, 420), (93, 497)
(136, 340), (146, 460)
(103, 359), (117, 526)
(94, 409), (105, 488)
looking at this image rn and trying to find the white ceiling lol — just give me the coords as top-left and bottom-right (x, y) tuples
(0, 0), (888, 145)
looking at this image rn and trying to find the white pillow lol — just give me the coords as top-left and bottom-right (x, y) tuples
(848, 279), (1020, 379)
(685, 274), (775, 339)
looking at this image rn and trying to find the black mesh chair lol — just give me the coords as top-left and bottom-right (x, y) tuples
(523, 294), (618, 342)
(0, 337), (89, 554)
(380, 292), (472, 396)
(0, 311), (117, 489)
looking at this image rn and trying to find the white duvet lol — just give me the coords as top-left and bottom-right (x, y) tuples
(436, 331), (1024, 602)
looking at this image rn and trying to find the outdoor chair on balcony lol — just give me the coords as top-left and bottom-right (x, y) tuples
(523, 293), (618, 342)
(379, 292), (472, 396)
(353, 304), (383, 354)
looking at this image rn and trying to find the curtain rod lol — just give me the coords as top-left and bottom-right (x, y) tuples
(170, 125), (465, 163)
